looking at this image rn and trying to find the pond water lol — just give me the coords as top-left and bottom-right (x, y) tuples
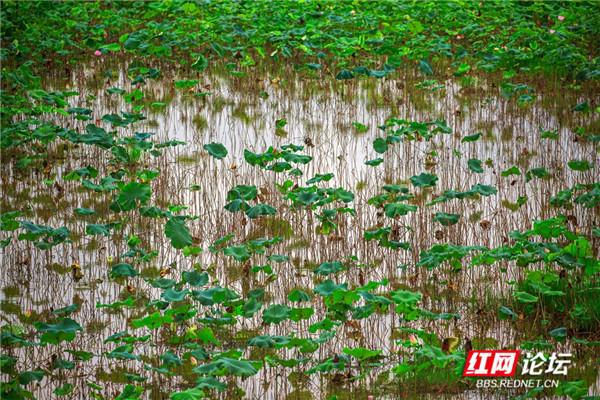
(1, 60), (599, 399)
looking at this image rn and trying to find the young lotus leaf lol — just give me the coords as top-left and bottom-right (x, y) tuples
(262, 304), (292, 324)
(335, 70), (354, 80)
(268, 254), (289, 263)
(282, 153), (312, 164)
(224, 199), (248, 213)
(289, 307), (314, 322)
(245, 204), (276, 219)
(525, 167), (550, 182)
(165, 218), (193, 249)
(498, 306), (518, 321)
(314, 261), (344, 275)
(419, 60), (433, 75)
(74, 207), (95, 215)
(501, 166), (521, 177)
(203, 142), (228, 159)
(109, 263), (138, 279)
(54, 383), (74, 396)
(52, 304), (79, 316)
(131, 311), (172, 330)
(365, 158), (384, 166)
(514, 291), (538, 303)
(195, 377), (227, 392)
(248, 334), (291, 348)
(373, 138), (388, 154)
(107, 344), (139, 360)
(35, 318), (82, 344)
(116, 182), (151, 211)
(162, 288), (189, 302)
(471, 184), (497, 196)
(85, 223), (112, 236)
(182, 270), (208, 286)
(314, 280), (347, 297)
(193, 357), (260, 377)
(18, 370), (45, 385)
(191, 54), (208, 71)
(433, 212), (460, 226)
(170, 388), (205, 400)
(115, 384), (144, 400)
(174, 79), (199, 90)
(288, 289), (311, 302)
(297, 191), (320, 206)
(391, 290), (422, 306)
(467, 158), (484, 173)
(191, 327), (219, 346)
(223, 245), (250, 262)
(384, 203), (417, 218)
(567, 160), (592, 171)
(306, 173), (334, 185)
(182, 245), (202, 256)
(410, 173), (438, 187)
(227, 185), (257, 201)
(461, 132), (482, 143)
(343, 347), (382, 361)
(549, 327), (567, 341)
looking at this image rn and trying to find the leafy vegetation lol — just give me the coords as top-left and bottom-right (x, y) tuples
(1, 1), (599, 399)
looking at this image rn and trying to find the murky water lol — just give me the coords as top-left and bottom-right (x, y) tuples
(1, 60), (599, 399)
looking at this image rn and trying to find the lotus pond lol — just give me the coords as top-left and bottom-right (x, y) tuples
(1, 1), (599, 399)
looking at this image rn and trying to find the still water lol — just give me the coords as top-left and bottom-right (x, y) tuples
(1, 60), (598, 399)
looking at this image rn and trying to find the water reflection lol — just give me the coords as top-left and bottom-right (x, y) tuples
(1, 60), (598, 399)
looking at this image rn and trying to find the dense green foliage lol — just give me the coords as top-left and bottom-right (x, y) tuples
(1, 1), (599, 399)
(1, 0), (599, 79)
